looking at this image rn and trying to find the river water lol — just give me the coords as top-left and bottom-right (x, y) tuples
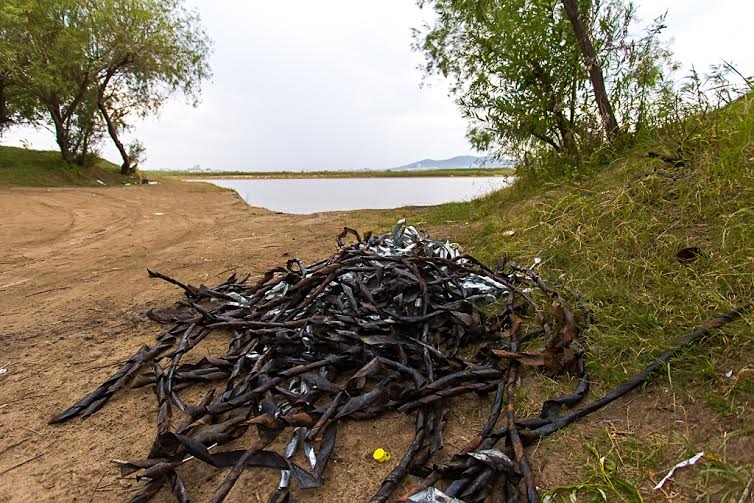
(189, 176), (512, 214)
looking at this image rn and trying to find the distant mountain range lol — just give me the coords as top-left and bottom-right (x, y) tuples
(390, 155), (515, 171)
(181, 155), (516, 173)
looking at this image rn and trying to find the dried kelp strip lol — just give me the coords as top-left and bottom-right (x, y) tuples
(51, 335), (177, 423)
(521, 304), (751, 443)
(51, 221), (749, 502)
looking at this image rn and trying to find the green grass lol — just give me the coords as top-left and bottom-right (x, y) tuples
(419, 96), (753, 389)
(149, 167), (516, 179)
(0, 145), (130, 186)
(402, 95), (754, 499)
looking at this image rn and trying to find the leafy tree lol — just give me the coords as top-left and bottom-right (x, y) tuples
(0, 7), (39, 136)
(89, 0), (211, 174)
(416, 0), (673, 160)
(417, 0), (584, 156)
(0, 0), (101, 163)
(0, 0), (211, 171)
(0, 74), (18, 135)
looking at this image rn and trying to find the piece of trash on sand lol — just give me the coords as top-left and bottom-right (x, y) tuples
(153, 212), (165, 216)
(96, 179), (106, 185)
(0, 367), (7, 376)
(407, 487), (464, 503)
(372, 448), (390, 463)
(654, 451), (705, 490)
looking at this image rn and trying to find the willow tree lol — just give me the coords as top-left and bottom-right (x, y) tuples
(0, 0), (210, 169)
(90, 0), (211, 174)
(416, 0), (673, 159)
(417, 0), (585, 156)
(0, 72), (41, 137)
(0, 0), (102, 162)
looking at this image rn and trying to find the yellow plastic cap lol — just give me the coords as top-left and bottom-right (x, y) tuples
(373, 448), (391, 463)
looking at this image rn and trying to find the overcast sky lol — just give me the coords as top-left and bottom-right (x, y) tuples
(4, 0), (753, 171)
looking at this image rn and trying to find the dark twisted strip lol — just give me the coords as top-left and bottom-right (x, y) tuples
(397, 381), (498, 413)
(49, 333), (177, 423)
(504, 296), (539, 503)
(505, 365), (538, 502)
(129, 476), (165, 503)
(147, 269), (199, 298)
(148, 363), (172, 460)
(305, 392), (343, 441)
(204, 354), (350, 416)
(413, 367), (504, 395)
(209, 436), (275, 503)
(523, 304), (751, 442)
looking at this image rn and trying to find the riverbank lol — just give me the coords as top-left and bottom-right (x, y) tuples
(0, 160), (750, 500)
(151, 166), (515, 179)
(1, 145), (514, 188)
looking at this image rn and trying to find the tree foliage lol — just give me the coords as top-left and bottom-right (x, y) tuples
(0, 0), (211, 170)
(89, 0), (211, 173)
(416, 0), (675, 160)
(0, 0), (101, 163)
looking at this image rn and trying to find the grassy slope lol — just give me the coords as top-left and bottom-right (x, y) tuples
(150, 167), (516, 179)
(376, 97), (753, 499)
(0, 145), (128, 186)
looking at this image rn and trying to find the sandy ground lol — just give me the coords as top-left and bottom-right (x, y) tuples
(1, 182), (750, 502)
(0, 182), (426, 502)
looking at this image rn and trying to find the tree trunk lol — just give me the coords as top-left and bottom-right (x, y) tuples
(98, 98), (131, 175)
(0, 76), (11, 135)
(48, 105), (75, 164)
(560, 0), (620, 139)
(97, 71), (131, 175)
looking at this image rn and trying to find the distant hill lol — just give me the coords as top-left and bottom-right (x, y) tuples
(391, 155), (515, 171)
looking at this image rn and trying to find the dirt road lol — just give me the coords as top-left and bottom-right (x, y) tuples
(0, 182), (439, 502)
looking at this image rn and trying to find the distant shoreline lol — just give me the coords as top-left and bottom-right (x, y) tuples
(150, 167), (516, 179)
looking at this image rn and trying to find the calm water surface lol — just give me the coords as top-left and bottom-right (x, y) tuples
(190, 177), (512, 214)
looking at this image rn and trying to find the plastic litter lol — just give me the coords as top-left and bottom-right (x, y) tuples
(372, 448), (390, 463)
(654, 451), (705, 490)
